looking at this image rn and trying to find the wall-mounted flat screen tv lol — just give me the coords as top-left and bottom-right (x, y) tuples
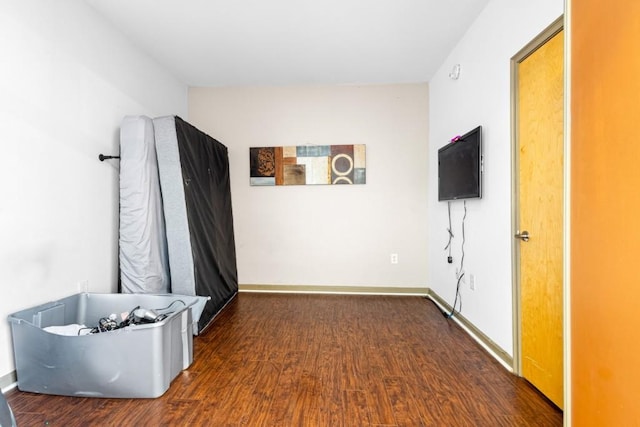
(438, 126), (483, 201)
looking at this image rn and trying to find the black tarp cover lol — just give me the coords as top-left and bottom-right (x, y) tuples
(155, 116), (238, 332)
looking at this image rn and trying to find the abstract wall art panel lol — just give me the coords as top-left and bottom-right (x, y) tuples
(250, 144), (366, 186)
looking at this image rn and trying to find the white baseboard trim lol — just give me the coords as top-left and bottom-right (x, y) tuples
(0, 371), (17, 394)
(239, 283), (429, 296)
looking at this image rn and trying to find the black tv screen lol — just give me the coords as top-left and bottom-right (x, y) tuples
(438, 126), (482, 201)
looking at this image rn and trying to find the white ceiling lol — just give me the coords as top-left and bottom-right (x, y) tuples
(85, 0), (489, 87)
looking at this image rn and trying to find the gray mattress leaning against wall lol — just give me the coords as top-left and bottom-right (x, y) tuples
(153, 116), (238, 332)
(119, 115), (170, 294)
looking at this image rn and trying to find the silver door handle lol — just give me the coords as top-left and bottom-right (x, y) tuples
(515, 230), (530, 242)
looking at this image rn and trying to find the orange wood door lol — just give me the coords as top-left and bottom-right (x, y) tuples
(517, 29), (564, 409)
(571, 1), (640, 422)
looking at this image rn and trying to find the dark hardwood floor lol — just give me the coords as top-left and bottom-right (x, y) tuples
(6, 293), (562, 426)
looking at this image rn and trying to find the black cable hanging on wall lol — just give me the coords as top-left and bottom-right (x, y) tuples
(426, 200), (468, 319)
(444, 201), (454, 263)
(446, 200), (467, 318)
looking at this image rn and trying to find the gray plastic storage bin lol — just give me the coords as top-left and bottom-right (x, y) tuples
(0, 391), (17, 427)
(8, 292), (209, 398)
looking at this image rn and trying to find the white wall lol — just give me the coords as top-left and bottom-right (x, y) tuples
(427, 0), (564, 355)
(0, 0), (187, 384)
(189, 84), (429, 289)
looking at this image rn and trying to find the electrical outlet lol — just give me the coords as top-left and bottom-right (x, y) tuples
(470, 274), (476, 291)
(390, 253), (398, 264)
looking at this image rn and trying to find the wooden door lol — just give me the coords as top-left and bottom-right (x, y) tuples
(516, 28), (564, 408)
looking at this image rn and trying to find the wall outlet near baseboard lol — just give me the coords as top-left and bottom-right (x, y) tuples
(390, 253), (398, 264)
(469, 274), (476, 290)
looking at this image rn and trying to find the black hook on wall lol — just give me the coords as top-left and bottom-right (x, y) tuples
(99, 154), (120, 161)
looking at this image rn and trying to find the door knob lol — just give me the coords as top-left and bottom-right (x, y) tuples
(515, 230), (530, 242)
